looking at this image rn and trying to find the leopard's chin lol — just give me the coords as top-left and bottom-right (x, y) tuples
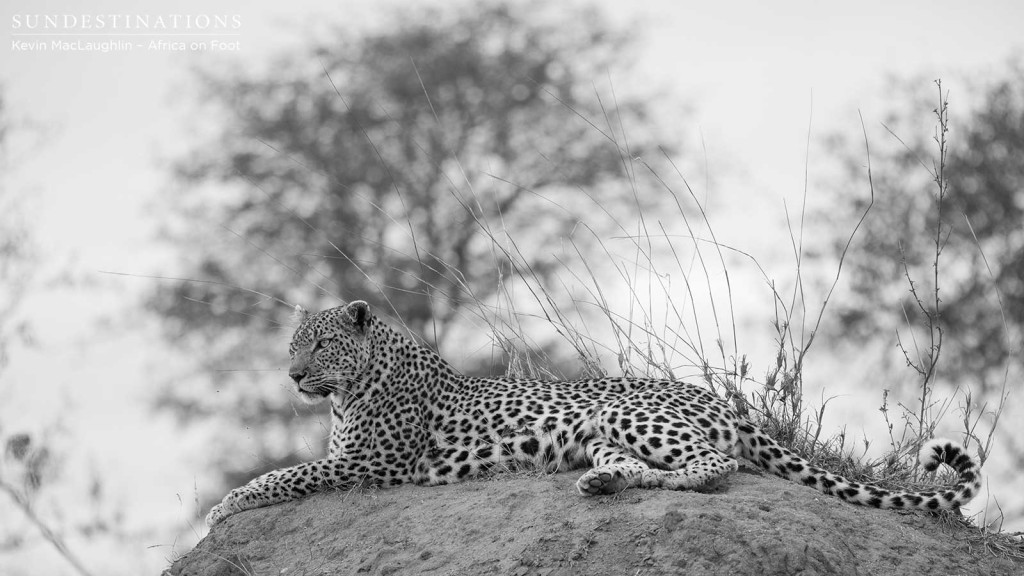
(296, 387), (331, 405)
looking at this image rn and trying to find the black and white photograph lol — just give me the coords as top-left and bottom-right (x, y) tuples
(2, 1), (1023, 574)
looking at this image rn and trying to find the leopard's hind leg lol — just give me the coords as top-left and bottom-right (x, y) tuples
(575, 435), (738, 494)
(578, 388), (740, 494)
(636, 441), (738, 490)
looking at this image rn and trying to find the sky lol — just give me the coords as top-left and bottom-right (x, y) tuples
(1, 0), (1022, 574)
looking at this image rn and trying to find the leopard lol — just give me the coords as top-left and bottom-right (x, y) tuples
(205, 300), (982, 526)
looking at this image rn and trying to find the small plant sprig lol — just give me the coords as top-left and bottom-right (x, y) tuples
(878, 81), (1013, 535)
(891, 80), (951, 465)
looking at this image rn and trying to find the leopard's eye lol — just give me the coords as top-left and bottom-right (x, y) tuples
(317, 338), (332, 348)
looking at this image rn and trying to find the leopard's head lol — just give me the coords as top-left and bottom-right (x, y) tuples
(287, 301), (373, 404)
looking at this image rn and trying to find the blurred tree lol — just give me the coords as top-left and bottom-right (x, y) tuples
(151, 1), (682, 493)
(822, 62), (1024, 396)
(0, 93), (34, 371)
(0, 90), (96, 576)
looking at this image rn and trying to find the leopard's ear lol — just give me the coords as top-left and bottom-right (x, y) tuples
(290, 304), (309, 326)
(344, 300), (370, 333)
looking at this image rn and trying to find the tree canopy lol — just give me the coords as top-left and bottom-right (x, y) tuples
(155, 1), (675, 347)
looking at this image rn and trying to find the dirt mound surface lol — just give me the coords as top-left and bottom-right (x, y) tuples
(166, 468), (1019, 576)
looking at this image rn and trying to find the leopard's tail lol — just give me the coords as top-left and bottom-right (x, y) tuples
(737, 421), (981, 510)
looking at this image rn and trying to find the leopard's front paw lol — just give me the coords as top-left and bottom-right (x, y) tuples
(205, 489), (245, 527)
(205, 502), (234, 527)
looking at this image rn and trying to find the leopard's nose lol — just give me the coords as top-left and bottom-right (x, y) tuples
(289, 369), (307, 384)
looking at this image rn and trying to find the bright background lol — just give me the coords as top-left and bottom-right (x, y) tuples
(1, 1), (1022, 574)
